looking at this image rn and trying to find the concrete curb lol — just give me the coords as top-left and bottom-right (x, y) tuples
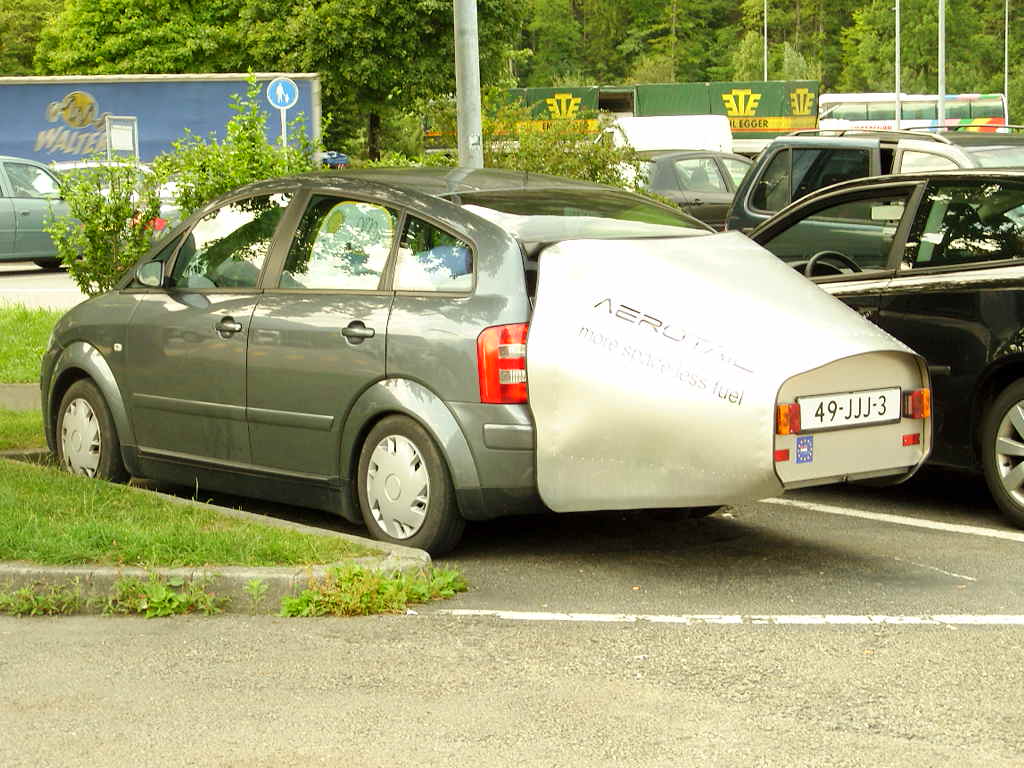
(0, 452), (434, 615)
(0, 383), (41, 412)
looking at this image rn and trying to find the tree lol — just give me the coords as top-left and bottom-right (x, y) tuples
(35, 0), (245, 75)
(0, 0), (50, 75)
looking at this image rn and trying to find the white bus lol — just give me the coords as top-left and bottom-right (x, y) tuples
(819, 92), (1008, 132)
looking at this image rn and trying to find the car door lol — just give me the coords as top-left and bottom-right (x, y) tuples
(875, 178), (1024, 468)
(123, 191), (293, 464)
(671, 155), (734, 230)
(752, 182), (921, 323)
(2, 160), (65, 260)
(245, 193), (397, 476)
(0, 169), (14, 258)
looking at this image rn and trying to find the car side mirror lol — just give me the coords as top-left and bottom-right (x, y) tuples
(137, 261), (165, 288)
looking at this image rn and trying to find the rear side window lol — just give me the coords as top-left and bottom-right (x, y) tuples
(394, 216), (473, 293)
(279, 197), (397, 290)
(674, 158), (726, 193)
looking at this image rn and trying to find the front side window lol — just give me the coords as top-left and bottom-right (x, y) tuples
(907, 182), (1024, 269)
(761, 192), (910, 276)
(674, 158), (726, 194)
(169, 194), (290, 289)
(279, 197), (397, 290)
(394, 217), (473, 293)
(4, 163), (60, 198)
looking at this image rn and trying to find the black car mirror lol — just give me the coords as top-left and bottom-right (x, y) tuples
(136, 261), (164, 288)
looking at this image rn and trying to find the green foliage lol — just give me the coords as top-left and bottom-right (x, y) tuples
(0, 0), (49, 75)
(155, 77), (321, 220)
(35, 0), (245, 75)
(0, 304), (62, 384)
(280, 565), (467, 617)
(244, 577), (269, 614)
(0, 583), (83, 616)
(43, 157), (166, 297)
(105, 574), (227, 618)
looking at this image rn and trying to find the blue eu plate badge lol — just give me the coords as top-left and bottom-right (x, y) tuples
(796, 435), (814, 464)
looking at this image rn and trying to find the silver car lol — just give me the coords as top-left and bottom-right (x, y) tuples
(41, 168), (933, 553)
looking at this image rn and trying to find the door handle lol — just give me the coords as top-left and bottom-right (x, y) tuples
(341, 321), (376, 343)
(215, 317), (244, 336)
(856, 306), (878, 320)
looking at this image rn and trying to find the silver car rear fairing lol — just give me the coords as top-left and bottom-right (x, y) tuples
(527, 231), (929, 513)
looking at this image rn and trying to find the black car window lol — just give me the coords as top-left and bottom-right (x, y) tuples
(169, 194), (290, 290)
(751, 149), (790, 212)
(907, 182), (1024, 269)
(674, 158), (726, 193)
(279, 197), (397, 290)
(760, 192), (910, 276)
(394, 216), (473, 293)
(792, 148), (870, 201)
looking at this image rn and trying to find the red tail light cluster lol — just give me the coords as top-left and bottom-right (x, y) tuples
(477, 324), (529, 404)
(903, 388), (931, 419)
(776, 403), (801, 435)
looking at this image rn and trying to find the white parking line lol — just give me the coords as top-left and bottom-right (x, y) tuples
(763, 497), (1024, 543)
(436, 609), (1024, 626)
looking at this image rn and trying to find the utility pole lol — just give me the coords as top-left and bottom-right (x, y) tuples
(938, 0), (946, 126)
(454, 0), (483, 168)
(763, 0), (768, 81)
(896, 0), (902, 129)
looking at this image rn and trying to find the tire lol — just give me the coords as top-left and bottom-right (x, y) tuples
(356, 415), (465, 555)
(56, 379), (129, 483)
(684, 506), (721, 519)
(981, 380), (1024, 528)
(34, 259), (62, 270)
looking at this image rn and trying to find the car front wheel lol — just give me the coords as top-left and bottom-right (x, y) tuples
(56, 379), (128, 483)
(982, 380), (1024, 528)
(357, 415), (465, 555)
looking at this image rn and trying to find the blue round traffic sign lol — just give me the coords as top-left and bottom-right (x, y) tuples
(266, 77), (299, 111)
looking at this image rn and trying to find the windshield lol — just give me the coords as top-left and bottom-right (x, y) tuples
(455, 188), (706, 230)
(969, 146), (1024, 168)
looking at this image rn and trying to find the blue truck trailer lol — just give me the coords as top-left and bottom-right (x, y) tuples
(0, 73), (321, 164)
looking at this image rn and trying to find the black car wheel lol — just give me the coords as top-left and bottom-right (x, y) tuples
(357, 415), (465, 555)
(34, 259), (62, 271)
(982, 380), (1024, 528)
(56, 379), (128, 482)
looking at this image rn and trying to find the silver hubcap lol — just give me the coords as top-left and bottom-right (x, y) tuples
(60, 397), (102, 477)
(366, 434), (429, 539)
(995, 400), (1024, 504)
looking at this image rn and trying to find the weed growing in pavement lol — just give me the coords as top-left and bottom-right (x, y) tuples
(280, 566), (467, 617)
(0, 582), (83, 616)
(244, 577), (269, 614)
(105, 574), (227, 618)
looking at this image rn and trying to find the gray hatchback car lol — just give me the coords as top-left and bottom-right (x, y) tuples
(41, 168), (933, 554)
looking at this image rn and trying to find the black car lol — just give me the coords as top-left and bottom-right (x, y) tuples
(749, 168), (1024, 526)
(641, 150), (751, 230)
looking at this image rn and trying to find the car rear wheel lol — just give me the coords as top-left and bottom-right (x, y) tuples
(981, 380), (1024, 528)
(34, 259), (62, 270)
(56, 379), (128, 483)
(357, 415), (465, 555)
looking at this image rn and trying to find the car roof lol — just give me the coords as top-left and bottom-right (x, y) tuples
(640, 150), (752, 162)
(794, 167), (1024, 195)
(305, 167), (625, 197)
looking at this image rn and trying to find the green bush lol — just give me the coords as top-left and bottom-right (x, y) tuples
(155, 76), (322, 220)
(43, 157), (167, 297)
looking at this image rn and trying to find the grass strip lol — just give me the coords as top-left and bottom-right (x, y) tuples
(0, 410), (46, 451)
(0, 305), (63, 384)
(0, 458), (377, 567)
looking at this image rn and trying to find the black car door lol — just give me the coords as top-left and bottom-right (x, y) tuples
(752, 182), (921, 324)
(875, 178), (1024, 469)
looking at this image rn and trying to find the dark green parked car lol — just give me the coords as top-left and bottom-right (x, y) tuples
(0, 155), (67, 269)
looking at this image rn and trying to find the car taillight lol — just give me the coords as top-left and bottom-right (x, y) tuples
(477, 323), (528, 404)
(903, 388), (931, 419)
(776, 403), (801, 435)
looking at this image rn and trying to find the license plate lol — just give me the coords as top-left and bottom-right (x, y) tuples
(797, 387), (901, 432)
